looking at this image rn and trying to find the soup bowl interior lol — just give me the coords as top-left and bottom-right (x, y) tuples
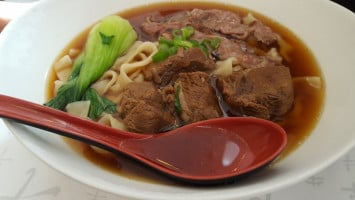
(0, 0), (355, 199)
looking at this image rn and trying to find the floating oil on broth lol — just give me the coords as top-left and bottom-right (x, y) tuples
(46, 1), (325, 184)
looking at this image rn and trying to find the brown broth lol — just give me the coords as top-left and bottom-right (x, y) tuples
(46, 1), (325, 184)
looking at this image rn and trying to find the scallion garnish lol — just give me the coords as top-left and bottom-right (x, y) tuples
(152, 26), (220, 62)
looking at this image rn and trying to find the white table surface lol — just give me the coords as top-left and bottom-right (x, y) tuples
(0, 1), (354, 199)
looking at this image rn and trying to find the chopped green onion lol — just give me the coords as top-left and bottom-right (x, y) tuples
(152, 26), (220, 62)
(152, 50), (171, 63)
(210, 38), (221, 49)
(159, 37), (174, 46)
(174, 84), (182, 115)
(181, 26), (195, 39)
(173, 39), (194, 48)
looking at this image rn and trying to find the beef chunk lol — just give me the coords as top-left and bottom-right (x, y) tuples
(140, 11), (190, 38)
(119, 82), (161, 118)
(172, 72), (222, 123)
(250, 21), (279, 46)
(215, 37), (280, 68)
(143, 48), (216, 86)
(215, 38), (253, 60)
(216, 66), (294, 119)
(119, 82), (175, 133)
(141, 9), (279, 45)
(122, 102), (174, 134)
(189, 9), (249, 39)
(190, 9), (279, 45)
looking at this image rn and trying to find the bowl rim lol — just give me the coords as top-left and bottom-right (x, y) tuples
(1, 0), (355, 199)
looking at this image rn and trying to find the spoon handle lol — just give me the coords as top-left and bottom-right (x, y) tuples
(0, 94), (145, 149)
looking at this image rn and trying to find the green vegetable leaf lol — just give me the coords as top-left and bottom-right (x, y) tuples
(99, 32), (115, 45)
(82, 88), (116, 119)
(68, 53), (84, 81)
(44, 78), (81, 110)
(45, 15), (137, 116)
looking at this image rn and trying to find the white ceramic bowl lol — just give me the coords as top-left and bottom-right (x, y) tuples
(0, 0), (354, 199)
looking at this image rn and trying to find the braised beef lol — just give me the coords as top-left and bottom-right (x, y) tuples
(215, 37), (281, 68)
(141, 9), (279, 46)
(141, 11), (190, 38)
(250, 21), (279, 46)
(121, 102), (175, 134)
(119, 82), (175, 133)
(215, 38), (253, 60)
(143, 48), (216, 86)
(189, 9), (249, 39)
(216, 66), (294, 119)
(119, 8), (294, 132)
(166, 72), (222, 123)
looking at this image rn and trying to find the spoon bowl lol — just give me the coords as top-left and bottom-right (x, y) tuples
(0, 94), (287, 184)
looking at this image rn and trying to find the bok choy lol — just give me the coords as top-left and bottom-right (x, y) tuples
(45, 15), (137, 118)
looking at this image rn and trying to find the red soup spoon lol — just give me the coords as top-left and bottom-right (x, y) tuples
(0, 94), (287, 184)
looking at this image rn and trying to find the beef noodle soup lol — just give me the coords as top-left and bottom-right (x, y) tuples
(45, 2), (324, 184)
